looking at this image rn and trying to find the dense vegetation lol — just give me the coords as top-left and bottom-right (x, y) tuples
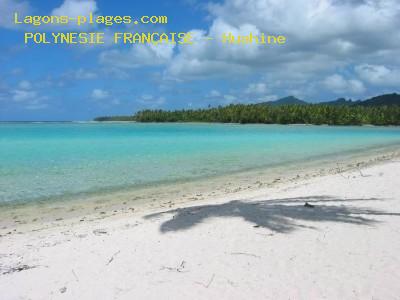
(94, 115), (134, 122)
(95, 104), (400, 125)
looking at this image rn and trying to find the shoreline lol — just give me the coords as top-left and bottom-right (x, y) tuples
(1, 144), (399, 236)
(1, 147), (400, 299)
(3, 121), (400, 126)
(3, 140), (400, 206)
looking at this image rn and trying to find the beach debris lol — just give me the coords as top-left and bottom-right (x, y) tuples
(1, 264), (37, 275)
(255, 232), (275, 237)
(160, 260), (187, 273)
(336, 163), (351, 179)
(59, 287), (67, 294)
(206, 274), (215, 288)
(106, 250), (121, 265)
(304, 202), (315, 208)
(93, 229), (108, 236)
(230, 252), (261, 258)
(356, 163), (370, 177)
(124, 222), (140, 229)
(72, 269), (79, 282)
(195, 274), (215, 288)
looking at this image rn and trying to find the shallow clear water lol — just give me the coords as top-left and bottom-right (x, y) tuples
(0, 123), (399, 204)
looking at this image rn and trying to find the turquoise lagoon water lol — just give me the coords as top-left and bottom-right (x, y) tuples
(0, 123), (400, 204)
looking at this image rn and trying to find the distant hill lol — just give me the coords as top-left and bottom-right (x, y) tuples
(258, 96), (308, 106)
(258, 93), (400, 106)
(318, 93), (400, 106)
(359, 93), (400, 106)
(318, 98), (361, 106)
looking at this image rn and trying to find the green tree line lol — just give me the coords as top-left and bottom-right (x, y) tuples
(95, 104), (400, 125)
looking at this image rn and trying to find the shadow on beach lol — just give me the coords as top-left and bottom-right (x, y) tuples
(144, 196), (400, 234)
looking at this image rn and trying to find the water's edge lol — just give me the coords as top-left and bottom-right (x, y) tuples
(0, 143), (398, 231)
(2, 140), (400, 207)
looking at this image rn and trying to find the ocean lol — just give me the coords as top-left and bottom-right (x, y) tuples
(1, 122), (399, 204)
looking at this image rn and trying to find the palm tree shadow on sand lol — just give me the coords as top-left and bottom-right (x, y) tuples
(144, 196), (400, 234)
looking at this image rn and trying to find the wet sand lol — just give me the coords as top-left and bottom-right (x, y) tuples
(1, 148), (400, 299)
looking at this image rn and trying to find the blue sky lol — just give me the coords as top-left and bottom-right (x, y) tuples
(0, 0), (399, 121)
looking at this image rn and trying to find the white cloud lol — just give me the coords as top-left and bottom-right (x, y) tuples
(100, 67), (130, 80)
(165, 0), (400, 85)
(245, 82), (268, 95)
(10, 85), (48, 110)
(76, 69), (97, 79)
(51, 0), (97, 18)
(166, 56), (250, 80)
(348, 80), (365, 94)
(207, 90), (221, 97)
(0, 0), (31, 28)
(100, 43), (175, 69)
(91, 88), (109, 100)
(137, 94), (166, 106)
(1, 0), (98, 30)
(323, 74), (365, 94)
(0, 77), (48, 110)
(223, 94), (237, 102)
(10, 68), (23, 76)
(48, 0), (98, 31)
(208, 0), (400, 44)
(18, 80), (32, 90)
(90, 88), (121, 106)
(3, 0), (400, 105)
(109, 98), (120, 105)
(257, 94), (278, 102)
(24, 99), (48, 110)
(355, 64), (400, 86)
(206, 85), (277, 104)
(11, 80), (45, 105)
(140, 94), (153, 101)
(12, 89), (37, 102)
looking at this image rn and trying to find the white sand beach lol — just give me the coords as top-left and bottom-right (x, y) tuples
(1, 157), (400, 299)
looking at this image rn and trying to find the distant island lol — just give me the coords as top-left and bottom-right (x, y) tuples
(95, 93), (400, 125)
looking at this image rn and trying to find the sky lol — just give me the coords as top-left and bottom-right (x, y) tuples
(0, 0), (399, 121)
